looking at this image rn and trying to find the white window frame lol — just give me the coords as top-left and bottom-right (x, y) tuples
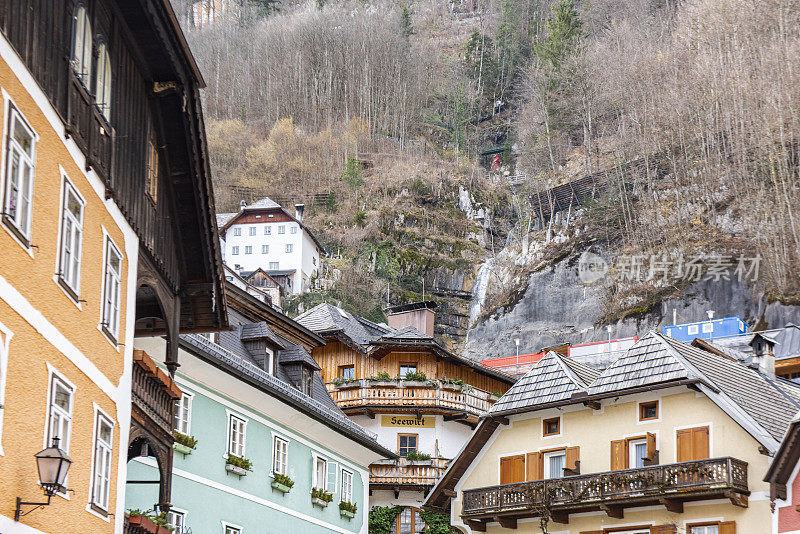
(272, 435), (288, 476)
(261, 244), (268, 254)
(688, 324), (699, 335)
(167, 509), (187, 534)
(278, 225), (285, 234)
(290, 225), (297, 234)
(71, 4), (93, 87)
(233, 227), (241, 236)
(45, 368), (74, 493)
(268, 261), (279, 270)
(2, 104), (36, 244)
(628, 437), (648, 469)
(264, 226), (271, 235)
(285, 244), (293, 253)
(90, 410), (114, 512)
(227, 414), (246, 458)
(57, 175), (85, 298)
(101, 237), (123, 342)
(0, 320), (13, 456)
(222, 522), (242, 534)
(244, 245), (252, 255)
(249, 226), (256, 236)
(542, 450), (566, 479)
(341, 468), (354, 503)
(689, 526), (719, 534)
(174, 392), (193, 435)
(702, 322), (714, 333)
(312, 453), (338, 493)
(94, 39), (112, 122)
(265, 348), (274, 375)
(231, 246), (239, 255)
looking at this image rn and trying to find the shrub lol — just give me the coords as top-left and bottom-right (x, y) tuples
(174, 432), (198, 449)
(404, 370), (427, 382)
(273, 473), (294, 488)
(312, 487), (334, 502)
(404, 450), (432, 461)
(375, 371), (392, 381)
(339, 500), (358, 513)
(226, 454), (253, 471)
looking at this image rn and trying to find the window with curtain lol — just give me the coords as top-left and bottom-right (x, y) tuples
(227, 415), (246, 458)
(71, 4), (92, 86)
(543, 450), (565, 479)
(174, 393), (192, 435)
(58, 179), (85, 297)
(390, 508), (426, 534)
(102, 239), (122, 341)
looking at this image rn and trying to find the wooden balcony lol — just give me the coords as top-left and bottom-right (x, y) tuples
(132, 351), (181, 435)
(326, 379), (499, 423)
(461, 457), (749, 528)
(370, 457), (450, 495)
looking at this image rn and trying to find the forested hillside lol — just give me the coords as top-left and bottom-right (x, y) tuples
(171, 0), (800, 353)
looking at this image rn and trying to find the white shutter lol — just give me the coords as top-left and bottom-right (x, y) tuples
(326, 461), (338, 494)
(312, 454), (318, 488)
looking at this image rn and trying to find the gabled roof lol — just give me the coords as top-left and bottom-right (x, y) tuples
(217, 212), (236, 228)
(240, 322), (287, 348)
(424, 331), (800, 510)
(244, 197), (281, 210)
(378, 325), (432, 341)
(705, 324), (800, 361)
(279, 344), (321, 371)
(764, 411), (800, 497)
(489, 352), (593, 414)
(296, 303), (388, 350)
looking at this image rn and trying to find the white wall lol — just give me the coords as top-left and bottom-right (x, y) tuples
(369, 489), (427, 509)
(350, 414), (474, 459)
(223, 219), (319, 294)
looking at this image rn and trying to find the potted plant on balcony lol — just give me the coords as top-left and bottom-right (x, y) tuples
(225, 454), (252, 476)
(127, 509), (173, 534)
(333, 377), (362, 389)
(440, 378), (465, 391)
(339, 500), (357, 519)
(173, 432), (197, 455)
(271, 472), (294, 493)
(404, 450), (432, 465)
(402, 371), (430, 387)
(368, 371), (398, 387)
(311, 487), (333, 508)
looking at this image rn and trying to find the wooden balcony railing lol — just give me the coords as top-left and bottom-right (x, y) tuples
(462, 457), (748, 519)
(132, 351), (181, 435)
(370, 457), (450, 489)
(326, 379), (500, 418)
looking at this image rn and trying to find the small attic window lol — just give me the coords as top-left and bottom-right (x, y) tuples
(265, 348), (274, 375)
(302, 366), (313, 396)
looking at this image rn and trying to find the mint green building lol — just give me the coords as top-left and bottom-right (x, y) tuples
(126, 283), (394, 534)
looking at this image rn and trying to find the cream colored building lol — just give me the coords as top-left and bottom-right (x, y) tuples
(425, 332), (800, 534)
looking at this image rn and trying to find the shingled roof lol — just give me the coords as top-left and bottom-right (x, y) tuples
(295, 303), (390, 350)
(424, 331), (800, 510)
(489, 352), (596, 414)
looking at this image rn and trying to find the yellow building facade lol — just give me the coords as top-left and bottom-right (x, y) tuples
(425, 333), (800, 534)
(0, 25), (138, 533)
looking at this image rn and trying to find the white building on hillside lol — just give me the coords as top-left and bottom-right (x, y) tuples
(217, 197), (324, 294)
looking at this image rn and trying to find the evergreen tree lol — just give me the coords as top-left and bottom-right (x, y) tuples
(534, 0), (583, 73)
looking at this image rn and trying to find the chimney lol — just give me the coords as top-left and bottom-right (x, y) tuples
(240, 200), (247, 211)
(387, 301), (437, 337)
(748, 333), (776, 375)
(294, 203), (305, 222)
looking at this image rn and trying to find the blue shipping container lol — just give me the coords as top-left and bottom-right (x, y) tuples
(662, 316), (748, 342)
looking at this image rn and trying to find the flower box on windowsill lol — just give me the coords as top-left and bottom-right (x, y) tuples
(340, 509), (355, 519)
(271, 481), (292, 493)
(225, 463), (248, 476)
(334, 379), (362, 389)
(401, 380), (431, 388)
(173, 442), (194, 455)
(127, 514), (172, 534)
(367, 380), (398, 387)
(312, 497), (329, 508)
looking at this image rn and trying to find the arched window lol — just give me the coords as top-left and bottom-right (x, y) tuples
(71, 4), (92, 87)
(95, 39), (112, 121)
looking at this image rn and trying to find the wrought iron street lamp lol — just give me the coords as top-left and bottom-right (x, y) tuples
(14, 437), (73, 521)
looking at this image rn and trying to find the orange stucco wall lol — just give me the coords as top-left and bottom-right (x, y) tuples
(0, 41), (131, 532)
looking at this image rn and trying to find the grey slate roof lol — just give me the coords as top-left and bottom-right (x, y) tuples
(562, 356), (601, 386)
(181, 333), (376, 441)
(378, 326), (432, 341)
(240, 322), (287, 348)
(216, 212), (236, 228)
(707, 324), (800, 361)
(489, 352), (590, 414)
(280, 344), (321, 370)
(296, 303), (389, 348)
(244, 197), (281, 210)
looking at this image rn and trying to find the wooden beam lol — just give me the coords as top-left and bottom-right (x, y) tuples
(393, 486), (400, 499)
(443, 489), (457, 498)
(364, 408), (375, 419)
(495, 516), (517, 529)
(659, 498), (683, 514)
(466, 520), (486, 532)
(444, 412), (468, 422)
(583, 400), (601, 410)
(551, 511), (569, 524)
(725, 491), (748, 508)
(601, 504), (624, 519)
(494, 416), (510, 426)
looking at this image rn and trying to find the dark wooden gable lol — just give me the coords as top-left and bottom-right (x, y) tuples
(0, 0), (226, 333)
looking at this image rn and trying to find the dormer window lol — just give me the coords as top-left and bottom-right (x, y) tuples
(265, 348), (274, 375)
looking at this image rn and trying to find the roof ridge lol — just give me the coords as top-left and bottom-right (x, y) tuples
(551, 351), (590, 388)
(651, 331), (710, 385)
